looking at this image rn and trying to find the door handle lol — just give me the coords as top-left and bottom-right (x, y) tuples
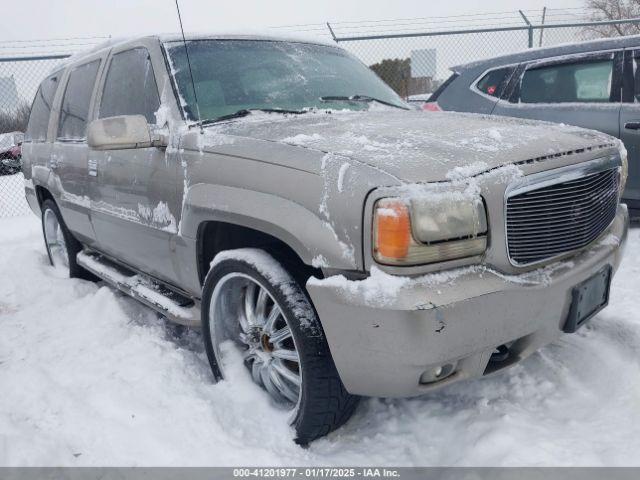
(624, 121), (640, 130)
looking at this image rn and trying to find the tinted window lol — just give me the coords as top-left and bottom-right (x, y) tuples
(99, 48), (160, 123)
(25, 73), (60, 141)
(58, 60), (100, 140)
(476, 67), (513, 97)
(520, 59), (613, 104)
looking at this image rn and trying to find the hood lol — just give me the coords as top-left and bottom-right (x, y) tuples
(208, 110), (616, 182)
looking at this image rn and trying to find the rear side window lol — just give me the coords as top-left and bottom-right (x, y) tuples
(99, 48), (160, 123)
(25, 73), (60, 142)
(57, 60), (101, 140)
(476, 67), (514, 97)
(520, 59), (613, 104)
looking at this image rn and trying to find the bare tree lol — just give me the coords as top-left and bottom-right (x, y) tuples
(0, 103), (31, 134)
(585, 0), (640, 37)
(370, 58), (411, 98)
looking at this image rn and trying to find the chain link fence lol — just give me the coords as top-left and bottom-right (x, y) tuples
(0, 19), (636, 218)
(331, 20), (635, 100)
(1, 55), (69, 217)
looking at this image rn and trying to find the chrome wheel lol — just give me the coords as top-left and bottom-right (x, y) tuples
(209, 273), (302, 412)
(43, 208), (69, 269)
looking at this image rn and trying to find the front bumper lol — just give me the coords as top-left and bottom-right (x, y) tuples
(306, 205), (629, 398)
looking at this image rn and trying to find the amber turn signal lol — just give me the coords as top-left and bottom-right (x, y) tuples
(374, 199), (411, 261)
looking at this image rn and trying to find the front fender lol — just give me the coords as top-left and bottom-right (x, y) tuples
(180, 184), (358, 270)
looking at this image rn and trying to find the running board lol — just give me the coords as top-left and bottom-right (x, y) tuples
(77, 251), (200, 327)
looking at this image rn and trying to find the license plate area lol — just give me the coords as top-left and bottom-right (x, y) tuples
(563, 265), (612, 333)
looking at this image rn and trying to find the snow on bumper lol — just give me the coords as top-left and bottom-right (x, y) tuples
(306, 206), (629, 398)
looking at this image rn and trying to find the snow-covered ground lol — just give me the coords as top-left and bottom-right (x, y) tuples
(1, 215), (639, 466)
(0, 174), (31, 217)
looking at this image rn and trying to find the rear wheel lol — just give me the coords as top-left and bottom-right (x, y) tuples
(41, 199), (92, 279)
(201, 248), (359, 444)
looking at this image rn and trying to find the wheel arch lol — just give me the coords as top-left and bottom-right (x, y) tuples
(35, 185), (55, 208)
(196, 220), (324, 289)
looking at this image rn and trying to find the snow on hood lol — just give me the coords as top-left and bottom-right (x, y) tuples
(208, 110), (615, 183)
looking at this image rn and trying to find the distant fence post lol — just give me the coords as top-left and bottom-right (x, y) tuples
(326, 22), (338, 43)
(519, 10), (534, 48)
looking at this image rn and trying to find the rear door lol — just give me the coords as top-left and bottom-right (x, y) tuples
(89, 43), (179, 283)
(22, 72), (61, 190)
(618, 48), (640, 209)
(52, 58), (104, 244)
(493, 50), (622, 138)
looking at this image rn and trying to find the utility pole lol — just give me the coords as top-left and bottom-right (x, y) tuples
(539, 7), (547, 47)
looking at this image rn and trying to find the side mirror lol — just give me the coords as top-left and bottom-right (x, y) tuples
(87, 115), (167, 150)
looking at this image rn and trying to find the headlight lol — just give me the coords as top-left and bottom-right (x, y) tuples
(373, 195), (488, 266)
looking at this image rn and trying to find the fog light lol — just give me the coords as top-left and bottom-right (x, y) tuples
(420, 362), (457, 384)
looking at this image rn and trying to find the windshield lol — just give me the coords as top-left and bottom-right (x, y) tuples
(163, 39), (408, 122)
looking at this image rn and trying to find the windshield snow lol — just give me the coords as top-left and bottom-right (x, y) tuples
(163, 39), (407, 122)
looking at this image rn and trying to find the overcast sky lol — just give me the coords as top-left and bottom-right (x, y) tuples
(0, 0), (589, 102)
(2, 0), (584, 42)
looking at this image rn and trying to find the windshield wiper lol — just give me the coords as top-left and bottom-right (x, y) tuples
(200, 109), (251, 125)
(200, 108), (307, 126)
(319, 95), (408, 110)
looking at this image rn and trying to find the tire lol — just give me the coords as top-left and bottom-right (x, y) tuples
(41, 199), (94, 280)
(201, 248), (359, 444)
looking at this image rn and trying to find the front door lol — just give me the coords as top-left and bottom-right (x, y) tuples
(619, 48), (640, 211)
(88, 46), (180, 283)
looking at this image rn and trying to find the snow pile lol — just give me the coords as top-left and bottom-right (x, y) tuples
(445, 161), (490, 181)
(1, 216), (640, 466)
(281, 133), (323, 145)
(211, 248), (294, 285)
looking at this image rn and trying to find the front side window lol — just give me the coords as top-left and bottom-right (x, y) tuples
(25, 73), (60, 142)
(57, 60), (101, 140)
(164, 40), (407, 122)
(520, 59), (613, 104)
(99, 48), (160, 123)
(476, 67), (514, 97)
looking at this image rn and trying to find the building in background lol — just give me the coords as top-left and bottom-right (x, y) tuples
(410, 48), (436, 95)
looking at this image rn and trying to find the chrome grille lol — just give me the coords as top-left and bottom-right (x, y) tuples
(506, 168), (619, 265)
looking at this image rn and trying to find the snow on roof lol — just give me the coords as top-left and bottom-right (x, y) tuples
(453, 34), (640, 73)
(158, 30), (336, 47)
(53, 31), (337, 72)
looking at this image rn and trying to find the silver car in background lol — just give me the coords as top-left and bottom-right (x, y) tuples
(425, 35), (640, 219)
(21, 34), (629, 444)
